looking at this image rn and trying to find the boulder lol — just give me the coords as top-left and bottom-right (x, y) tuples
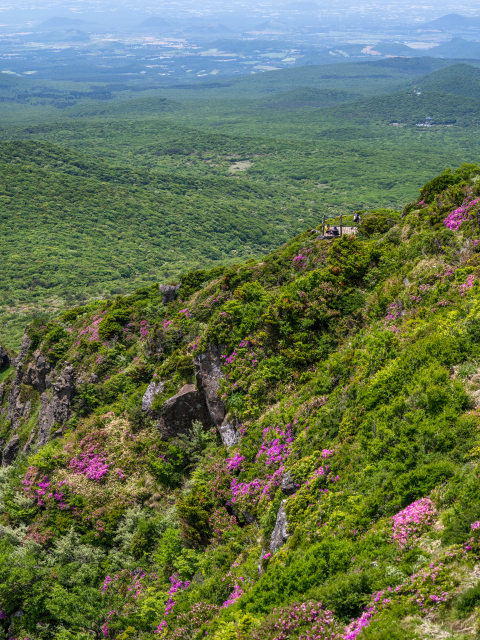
(195, 344), (238, 446)
(0, 345), (9, 369)
(37, 364), (75, 447)
(2, 435), (20, 467)
(0, 382), (5, 407)
(159, 284), (180, 305)
(157, 383), (212, 440)
(142, 380), (164, 412)
(281, 471), (298, 496)
(270, 500), (289, 552)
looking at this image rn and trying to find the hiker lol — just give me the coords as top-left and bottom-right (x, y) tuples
(332, 226), (339, 236)
(325, 225), (332, 235)
(353, 211), (360, 224)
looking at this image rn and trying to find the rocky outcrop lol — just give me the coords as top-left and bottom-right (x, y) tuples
(22, 430), (36, 455)
(3, 329), (76, 466)
(37, 364), (75, 447)
(25, 350), (51, 394)
(159, 284), (180, 305)
(7, 333), (32, 430)
(0, 345), (9, 369)
(281, 471), (298, 496)
(219, 420), (238, 447)
(2, 435), (19, 467)
(194, 344), (237, 447)
(157, 383), (212, 440)
(195, 345), (225, 426)
(270, 500), (289, 552)
(142, 381), (164, 412)
(0, 382), (5, 408)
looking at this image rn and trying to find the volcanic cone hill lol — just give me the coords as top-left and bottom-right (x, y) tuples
(3, 165), (480, 638)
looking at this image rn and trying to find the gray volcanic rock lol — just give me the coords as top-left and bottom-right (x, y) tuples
(22, 429), (36, 455)
(7, 333), (32, 430)
(157, 383), (212, 439)
(0, 345), (9, 369)
(270, 499), (289, 552)
(142, 381), (164, 412)
(25, 350), (51, 394)
(195, 344), (237, 446)
(2, 435), (20, 467)
(281, 471), (298, 496)
(38, 364), (75, 447)
(159, 284), (180, 305)
(219, 420), (238, 447)
(194, 344), (225, 427)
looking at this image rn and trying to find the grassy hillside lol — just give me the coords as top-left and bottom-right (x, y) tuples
(2, 164), (480, 639)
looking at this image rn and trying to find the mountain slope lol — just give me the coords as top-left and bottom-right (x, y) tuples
(1, 164), (480, 639)
(327, 89), (480, 125)
(429, 37), (480, 59)
(0, 140), (313, 347)
(406, 63), (480, 99)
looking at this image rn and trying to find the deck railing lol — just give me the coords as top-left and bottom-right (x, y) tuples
(318, 214), (358, 237)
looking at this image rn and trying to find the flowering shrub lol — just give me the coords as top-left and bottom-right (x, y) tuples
(154, 573), (190, 633)
(222, 581), (245, 608)
(226, 451), (245, 472)
(140, 320), (151, 341)
(250, 601), (341, 640)
(392, 498), (436, 548)
(293, 248), (312, 270)
(231, 466), (284, 512)
(76, 311), (107, 345)
(70, 448), (109, 482)
(443, 196), (480, 231)
(209, 507), (238, 545)
(168, 602), (220, 639)
(460, 274), (476, 295)
(256, 424), (294, 467)
(343, 604), (377, 640)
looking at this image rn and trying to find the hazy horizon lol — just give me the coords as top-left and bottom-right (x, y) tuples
(2, 0), (480, 29)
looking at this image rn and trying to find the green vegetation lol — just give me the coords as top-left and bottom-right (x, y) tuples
(2, 56), (480, 349)
(1, 166), (480, 639)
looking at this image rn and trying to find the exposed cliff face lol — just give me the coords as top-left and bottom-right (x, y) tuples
(37, 363), (75, 447)
(194, 344), (237, 446)
(24, 350), (51, 394)
(6, 333), (31, 431)
(194, 344), (225, 426)
(0, 332), (76, 465)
